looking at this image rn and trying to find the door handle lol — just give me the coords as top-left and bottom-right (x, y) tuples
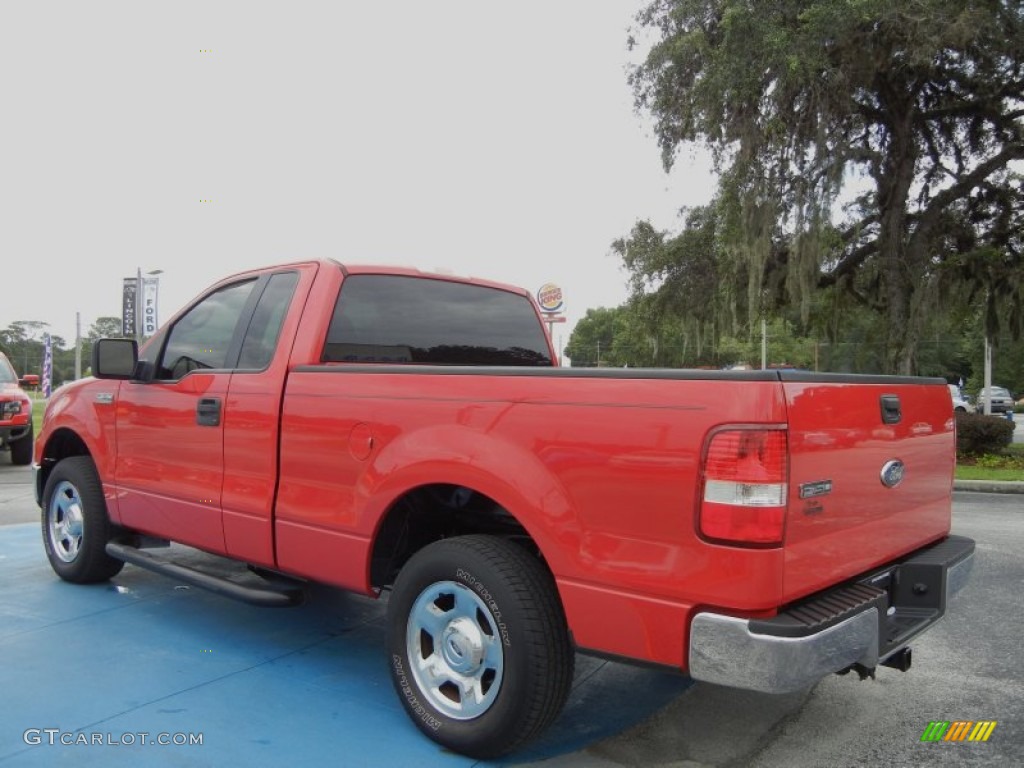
(196, 397), (222, 427)
(880, 394), (901, 425)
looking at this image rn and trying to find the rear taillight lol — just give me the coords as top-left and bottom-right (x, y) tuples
(699, 428), (788, 546)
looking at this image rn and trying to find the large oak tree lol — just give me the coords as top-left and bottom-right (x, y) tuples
(630, 0), (1024, 373)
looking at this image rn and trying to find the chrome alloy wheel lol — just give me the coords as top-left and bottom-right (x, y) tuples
(406, 580), (504, 720)
(47, 480), (85, 563)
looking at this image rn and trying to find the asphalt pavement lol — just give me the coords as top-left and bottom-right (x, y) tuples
(546, 491), (1024, 767)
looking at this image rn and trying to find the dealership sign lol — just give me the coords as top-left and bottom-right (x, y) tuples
(122, 278), (137, 337)
(141, 277), (160, 336)
(122, 276), (160, 338)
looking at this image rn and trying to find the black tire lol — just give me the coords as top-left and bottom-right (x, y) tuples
(41, 456), (124, 583)
(386, 535), (574, 759)
(10, 423), (33, 466)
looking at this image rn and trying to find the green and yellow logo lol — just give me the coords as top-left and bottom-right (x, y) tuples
(921, 721), (997, 742)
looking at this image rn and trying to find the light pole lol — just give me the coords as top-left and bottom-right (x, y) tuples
(136, 268), (164, 343)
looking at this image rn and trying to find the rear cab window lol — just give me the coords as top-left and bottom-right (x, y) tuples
(322, 275), (553, 366)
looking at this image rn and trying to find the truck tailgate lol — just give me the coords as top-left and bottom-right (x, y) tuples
(780, 375), (954, 603)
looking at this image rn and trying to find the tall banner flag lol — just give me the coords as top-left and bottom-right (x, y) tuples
(142, 277), (160, 336)
(122, 277), (138, 337)
(42, 333), (53, 398)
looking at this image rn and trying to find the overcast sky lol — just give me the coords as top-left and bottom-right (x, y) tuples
(0, 1), (716, 355)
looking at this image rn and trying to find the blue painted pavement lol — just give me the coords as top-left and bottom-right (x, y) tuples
(0, 523), (691, 767)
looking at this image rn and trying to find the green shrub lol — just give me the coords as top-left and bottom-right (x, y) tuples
(956, 412), (1014, 456)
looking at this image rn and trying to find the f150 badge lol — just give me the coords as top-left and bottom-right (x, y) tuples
(881, 460), (905, 488)
(799, 480), (832, 499)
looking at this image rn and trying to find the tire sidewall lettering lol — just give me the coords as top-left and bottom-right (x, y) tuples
(391, 654), (443, 731)
(455, 567), (511, 647)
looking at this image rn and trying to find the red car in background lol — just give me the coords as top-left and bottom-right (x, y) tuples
(0, 351), (34, 465)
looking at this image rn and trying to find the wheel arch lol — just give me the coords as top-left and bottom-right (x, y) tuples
(36, 428), (96, 508)
(360, 425), (581, 592)
(369, 482), (545, 590)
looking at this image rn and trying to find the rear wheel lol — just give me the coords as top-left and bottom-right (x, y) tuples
(386, 535), (573, 759)
(10, 423), (33, 466)
(41, 456), (124, 583)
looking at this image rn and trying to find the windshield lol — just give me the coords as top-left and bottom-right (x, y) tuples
(0, 356), (17, 384)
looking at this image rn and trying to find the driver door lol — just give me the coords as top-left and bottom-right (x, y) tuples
(115, 278), (258, 553)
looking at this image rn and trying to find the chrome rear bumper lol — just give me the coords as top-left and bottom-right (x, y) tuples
(688, 535), (975, 693)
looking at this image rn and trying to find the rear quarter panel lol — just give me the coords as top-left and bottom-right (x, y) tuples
(275, 368), (791, 668)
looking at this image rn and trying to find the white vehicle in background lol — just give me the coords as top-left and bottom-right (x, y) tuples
(947, 384), (972, 413)
(975, 386), (1014, 417)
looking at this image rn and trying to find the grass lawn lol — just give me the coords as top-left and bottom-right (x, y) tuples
(955, 443), (1024, 482)
(31, 398), (45, 433)
(955, 465), (1024, 481)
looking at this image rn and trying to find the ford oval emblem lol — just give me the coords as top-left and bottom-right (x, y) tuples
(880, 460), (905, 488)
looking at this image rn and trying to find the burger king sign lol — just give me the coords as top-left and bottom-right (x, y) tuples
(536, 283), (564, 314)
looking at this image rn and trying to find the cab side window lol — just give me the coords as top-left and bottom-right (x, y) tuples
(237, 272), (299, 370)
(158, 280), (257, 380)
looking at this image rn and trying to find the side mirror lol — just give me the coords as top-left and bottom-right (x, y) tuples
(92, 338), (138, 380)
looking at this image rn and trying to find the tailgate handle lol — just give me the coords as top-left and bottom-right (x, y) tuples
(880, 394), (901, 424)
(196, 397), (222, 427)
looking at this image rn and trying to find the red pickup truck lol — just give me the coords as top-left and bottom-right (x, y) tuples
(0, 351), (34, 466)
(34, 260), (974, 758)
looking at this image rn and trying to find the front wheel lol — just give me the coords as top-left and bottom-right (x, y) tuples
(386, 535), (574, 759)
(41, 456), (124, 583)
